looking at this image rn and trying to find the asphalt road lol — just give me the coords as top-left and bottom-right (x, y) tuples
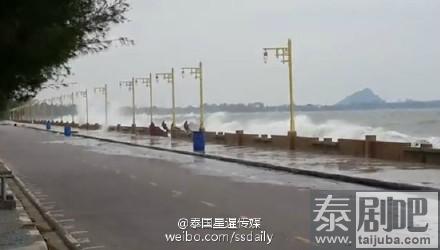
(0, 125), (376, 250)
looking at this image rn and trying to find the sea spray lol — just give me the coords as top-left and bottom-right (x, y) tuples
(68, 107), (440, 148)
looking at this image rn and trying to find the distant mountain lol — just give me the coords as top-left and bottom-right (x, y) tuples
(120, 87), (440, 115)
(336, 88), (386, 106)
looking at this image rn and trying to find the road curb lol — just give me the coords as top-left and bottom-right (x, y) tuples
(22, 124), (440, 192)
(13, 173), (81, 250)
(0, 161), (48, 250)
(14, 196), (49, 250)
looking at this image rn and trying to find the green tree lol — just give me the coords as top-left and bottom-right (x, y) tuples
(0, 0), (130, 112)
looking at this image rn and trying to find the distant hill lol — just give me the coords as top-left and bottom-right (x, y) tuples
(336, 88), (386, 106)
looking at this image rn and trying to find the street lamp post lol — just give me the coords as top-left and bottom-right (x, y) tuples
(71, 92), (75, 124)
(41, 99), (47, 121)
(75, 89), (89, 129)
(94, 84), (109, 127)
(181, 62), (205, 131)
(44, 99), (51, 121)
(263, 38), (296, 134)
(39, 81), (77, 123)
(120, 78), (137, 130)
(134, 74), (153, 125)
(58, 95), (64, 123)
(21, 105), (25, 121)
(155, 68), (176, 128)
(50, 97), (56, 122)
(25, 102), (29, 121)
(29, 100), (35, 123)
(33, 100), (40, 122)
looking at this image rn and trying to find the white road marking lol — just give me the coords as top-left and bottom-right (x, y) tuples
(28, 229), (41, 236)
(66, 234), (79, 244)
(57, 218), (75, 223)
(82, 246), (105, 250)
(18, 215), (32, 224)
(77, 238), (90, 244)
(35, 194), (49, 198)
(63, 225), (76, 230)
(51, 213), (65, 217)
(149, 182), (158, 187)
(40, 201), (56, 205)
(171, 190), (183, 197)
(47, 209), (64, 214)
(70, 231), (88, 235)
(295, 236), (311, 244)
(200, 201), (216, 208)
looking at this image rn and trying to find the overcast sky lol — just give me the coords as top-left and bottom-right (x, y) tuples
(38, 0), (440, 107)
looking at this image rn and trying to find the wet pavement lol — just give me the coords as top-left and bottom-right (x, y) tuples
(28, 123), (440, 190)
(0, 124), (381, 250)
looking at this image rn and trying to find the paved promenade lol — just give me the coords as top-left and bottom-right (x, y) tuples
(0, 184), (47, 250)
(0, 124), (379, 250)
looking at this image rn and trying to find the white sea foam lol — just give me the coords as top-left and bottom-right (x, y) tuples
(54, 107), (440, 148)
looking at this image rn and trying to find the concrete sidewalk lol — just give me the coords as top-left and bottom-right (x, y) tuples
(0, 184), (47, 250)
(17, 122), (440, 190)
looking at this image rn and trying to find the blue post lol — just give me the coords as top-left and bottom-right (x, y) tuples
(192, 131), (205, 152)
(46, 121), (51, 130)
(64, 125), (72, 137)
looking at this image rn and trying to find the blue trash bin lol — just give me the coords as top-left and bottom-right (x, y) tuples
(192, 131), (205, 152)
(46, 121), (51, 130)
(64, 125), (72, 136)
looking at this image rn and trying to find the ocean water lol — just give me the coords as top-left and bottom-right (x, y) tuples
(204, 109), (440, 147)
(72, 108), (440, 147)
